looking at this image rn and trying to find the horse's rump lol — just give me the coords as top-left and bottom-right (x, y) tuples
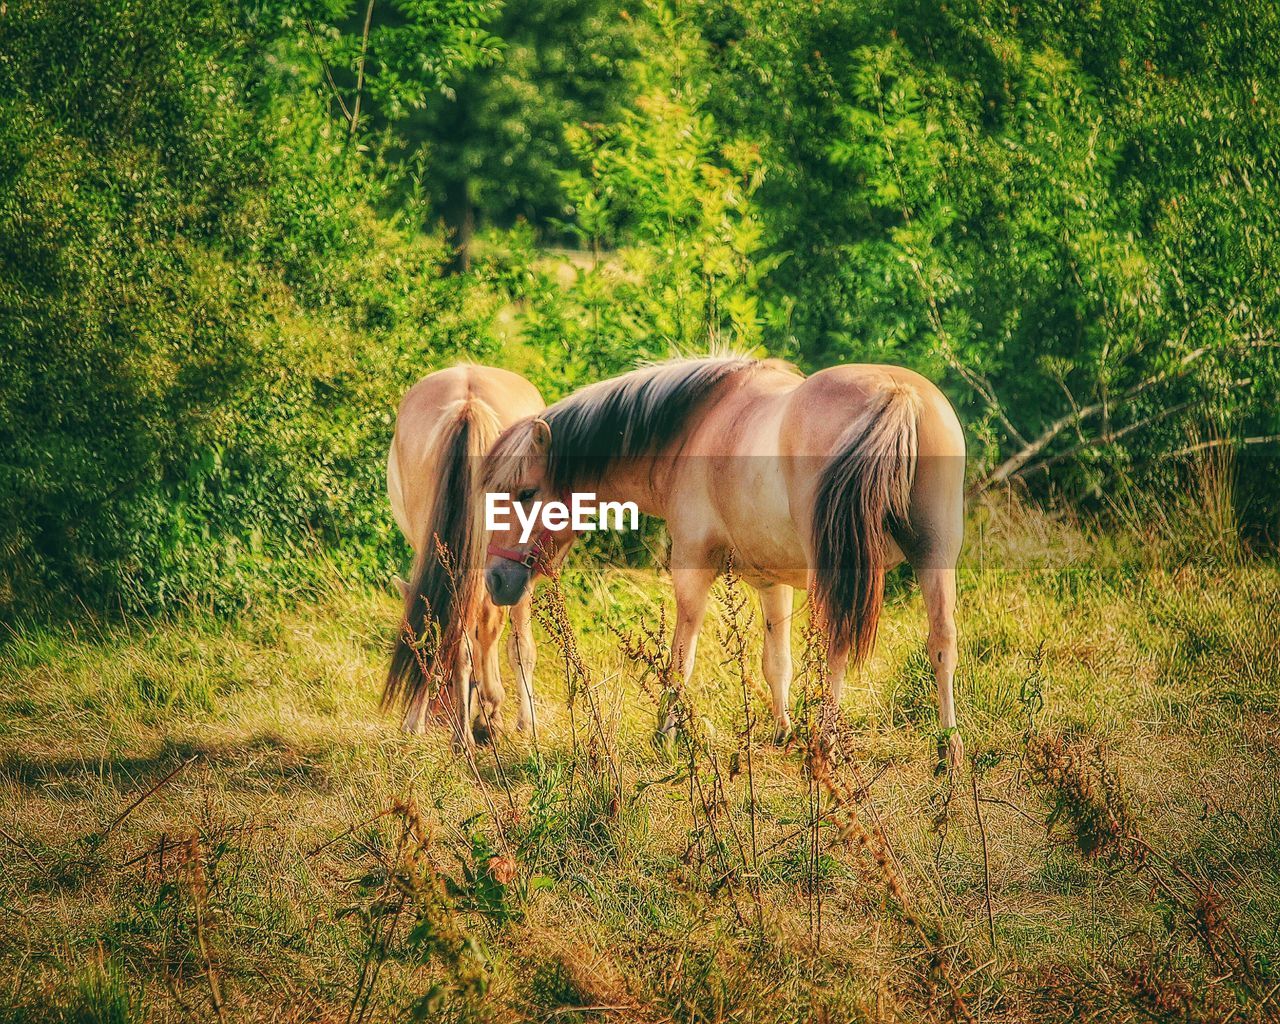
(384, 399), (503, 712)
(810, 382), (921, 662)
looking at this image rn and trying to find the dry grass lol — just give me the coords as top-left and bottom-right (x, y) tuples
(1, 504), (1278, 1023)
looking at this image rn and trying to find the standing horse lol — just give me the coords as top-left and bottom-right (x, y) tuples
(384, 365), (545, 745)
(480, 355), (967, 768)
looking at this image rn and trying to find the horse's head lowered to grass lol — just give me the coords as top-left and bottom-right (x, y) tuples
(481, 416), (570, 604)
(480, 356), (758, 604)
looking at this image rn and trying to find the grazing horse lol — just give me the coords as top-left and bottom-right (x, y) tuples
(384, 365), (545, 745)
(480, 355), (967, 768)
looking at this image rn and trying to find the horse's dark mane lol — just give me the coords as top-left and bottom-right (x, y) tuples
(541, 356), (760, 491)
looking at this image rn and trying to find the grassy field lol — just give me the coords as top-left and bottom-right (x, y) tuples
(2, 501), (1278, 1023)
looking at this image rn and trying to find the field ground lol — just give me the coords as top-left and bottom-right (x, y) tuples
(2, 503), (1279, 1023)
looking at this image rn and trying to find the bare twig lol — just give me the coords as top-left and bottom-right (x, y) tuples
(304, 17), (354, 128)
(971, 334), (1276, 496)
(976, 794), (1045, 828)
(185, 835), (225, 1023)
(304, 807), (400, 860)
(0, 825), (46, 871)
(973, 342), (1204, 494)
(348, 0), (376, 143)
(1016, 398), (1199, 478)
(1167, 434), (1280, 458)
(969, 769), (997, 959)
(99, 756), (197, 845)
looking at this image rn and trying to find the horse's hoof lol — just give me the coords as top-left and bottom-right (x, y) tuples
(935, 729), (965, 775)
(473, 718), (503, 746)
(771, 721), (793, 746)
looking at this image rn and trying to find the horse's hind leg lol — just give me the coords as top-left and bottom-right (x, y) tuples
(916, 558), (963, 771)
(507, 596), (537, 733)
(757, 584), (794, 743)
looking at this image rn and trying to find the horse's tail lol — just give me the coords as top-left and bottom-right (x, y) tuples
(383, 399), (502, 716)
(810, 381), (921, 664)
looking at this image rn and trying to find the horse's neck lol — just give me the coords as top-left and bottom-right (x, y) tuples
(585, 457), (669, 518)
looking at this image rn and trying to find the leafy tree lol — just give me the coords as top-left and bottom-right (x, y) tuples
(693, 0), (1280, 506)
(397, 0), (636, 267)
(517, 0), (781, 393)
(5, 0), (1280, 623)
(299, 0), (503, 139)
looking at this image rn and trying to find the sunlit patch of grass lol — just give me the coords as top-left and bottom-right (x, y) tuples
(66, 958), (143, 1024)
(1, 510), (1277, 1022)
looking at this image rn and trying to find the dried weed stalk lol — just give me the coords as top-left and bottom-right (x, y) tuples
(341, 799), (491, 1024)
(534, 562), (623, 808)
(1025, 731), (1275, 1017)
(799, 599), (976, 1024)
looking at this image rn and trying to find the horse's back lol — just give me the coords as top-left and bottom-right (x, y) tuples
(397, 365), (542, 434)
(782, 364), (963, 459)
(783, 363), (965, 569)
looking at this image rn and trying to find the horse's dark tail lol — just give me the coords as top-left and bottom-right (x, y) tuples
(383, 399), (501, 719)
(810, 381), (921, 664)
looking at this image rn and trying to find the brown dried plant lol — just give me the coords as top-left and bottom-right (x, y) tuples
(340, 799), (491, 1024)
(799, 598), (977, 1024)
(1024, 731), (1275, 1018)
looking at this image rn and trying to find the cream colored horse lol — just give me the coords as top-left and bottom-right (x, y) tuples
(481, 356), (967, 768)
(384, 365), (545, 745)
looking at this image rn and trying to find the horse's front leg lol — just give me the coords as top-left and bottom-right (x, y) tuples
(757, 584), (794, 743)
(471, 613), (507, 745)
(444, 653), (475, 754)
(658, 561), (719, 740)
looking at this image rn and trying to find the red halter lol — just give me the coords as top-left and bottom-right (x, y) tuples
(487, 527), (557, 570)
(486, 491), (575, 570)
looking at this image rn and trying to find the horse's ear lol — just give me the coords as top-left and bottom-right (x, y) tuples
(531, 418), (552, 453)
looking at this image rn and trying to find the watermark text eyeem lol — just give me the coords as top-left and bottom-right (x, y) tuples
(485, 492), (639, 543)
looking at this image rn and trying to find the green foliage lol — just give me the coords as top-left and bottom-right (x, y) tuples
(4, 0), (1279, 619)
(518, 0), (783, 392)
(399, 0), (636, 246)
(66, 959), (142, 1024)
(303, 0), (503, 125)
(0, 0), (501, 618)
(692, 0), (1280, 499)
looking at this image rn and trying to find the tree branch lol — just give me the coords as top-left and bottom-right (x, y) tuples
(1167, 434), (1280, 458)
(1016, 399), (1199, 478)
(970, 343), (1218, 496)
(939, 345), (1030, 449)
(304, 18), (354, 128)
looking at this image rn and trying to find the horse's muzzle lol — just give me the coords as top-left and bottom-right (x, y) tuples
(486, 561), (532, 606)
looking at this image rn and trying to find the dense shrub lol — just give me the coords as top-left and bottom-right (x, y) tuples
(3, 0), (1278, 621)
(0, 0), (500, 618)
